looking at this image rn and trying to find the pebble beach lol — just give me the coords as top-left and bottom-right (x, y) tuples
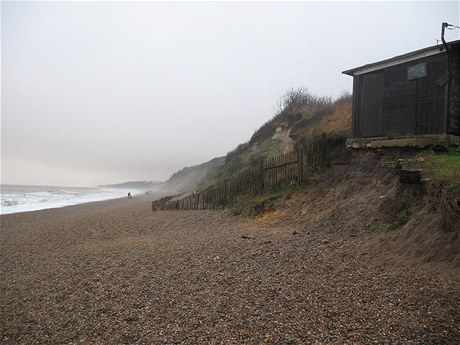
(1, 195), (459, 344)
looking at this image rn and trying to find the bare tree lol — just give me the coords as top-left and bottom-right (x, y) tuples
(275, 88), (332, 116)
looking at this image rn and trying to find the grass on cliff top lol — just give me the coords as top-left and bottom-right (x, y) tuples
(420, 147), (460, 193)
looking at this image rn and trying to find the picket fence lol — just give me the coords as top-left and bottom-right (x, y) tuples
(152, 134), (329, 211)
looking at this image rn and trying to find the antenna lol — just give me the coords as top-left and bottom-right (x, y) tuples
(441, 22), (460, 51)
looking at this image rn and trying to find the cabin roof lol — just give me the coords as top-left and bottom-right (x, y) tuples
(342, 39), (460, 77)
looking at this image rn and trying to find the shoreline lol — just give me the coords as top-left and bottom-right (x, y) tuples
(0, 183), (174, 216)
(0, 192), (163, 218)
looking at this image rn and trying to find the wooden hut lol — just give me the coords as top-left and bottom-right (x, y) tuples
(343, 39), (460, 148)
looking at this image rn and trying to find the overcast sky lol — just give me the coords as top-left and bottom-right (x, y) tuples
(1, 1), (459, 187)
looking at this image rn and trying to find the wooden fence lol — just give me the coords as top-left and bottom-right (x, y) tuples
(152, 134), (329, 211)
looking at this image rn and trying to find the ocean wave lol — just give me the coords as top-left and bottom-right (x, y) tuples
(1, 199), (20, 207)
(1, 185), (142, 214)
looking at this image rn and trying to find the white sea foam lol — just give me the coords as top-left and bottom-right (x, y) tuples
(0, 185), (140, 215)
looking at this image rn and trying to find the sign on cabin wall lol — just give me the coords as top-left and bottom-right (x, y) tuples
(407, 63), (427, 80)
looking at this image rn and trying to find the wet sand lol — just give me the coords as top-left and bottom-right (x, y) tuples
(1, 196), (459, 344)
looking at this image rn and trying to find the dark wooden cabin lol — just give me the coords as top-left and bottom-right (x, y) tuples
(343, 40), (459, 147)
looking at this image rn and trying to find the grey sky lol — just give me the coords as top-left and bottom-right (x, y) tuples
(2, 1), (459, 187)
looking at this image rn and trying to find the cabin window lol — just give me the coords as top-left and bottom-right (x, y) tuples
(407, 63), (427, 80)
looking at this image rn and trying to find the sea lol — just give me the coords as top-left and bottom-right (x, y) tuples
(0, 185), (140, 215)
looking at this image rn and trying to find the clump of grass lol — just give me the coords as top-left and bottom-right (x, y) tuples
(387, 213), (411, 232)
(363, 214), (412, 234)
(421, 147), (460, 192)
(382, 202), (412, 232)
(364, 200), (412, 234)
(364, 222), (380, 233)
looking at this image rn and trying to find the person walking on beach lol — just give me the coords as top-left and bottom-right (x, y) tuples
(128, 192), (132, 199)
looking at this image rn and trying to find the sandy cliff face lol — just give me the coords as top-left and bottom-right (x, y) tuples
(251, 147), (460, 272)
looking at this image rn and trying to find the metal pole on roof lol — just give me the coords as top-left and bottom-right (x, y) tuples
(441, 22), (450, 51)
